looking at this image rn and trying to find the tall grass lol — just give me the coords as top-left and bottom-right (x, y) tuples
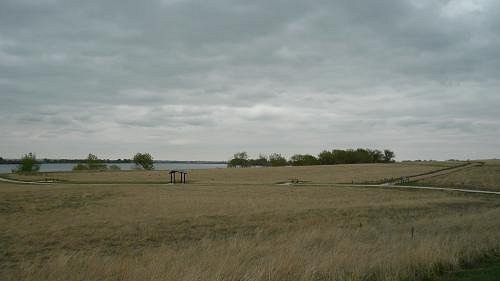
(416, 161), (500, 191)
(8, 209), (500, 281)
(1, 171), (499, 280)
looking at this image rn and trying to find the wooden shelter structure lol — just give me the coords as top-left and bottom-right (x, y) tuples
(169, 170), (188, 184)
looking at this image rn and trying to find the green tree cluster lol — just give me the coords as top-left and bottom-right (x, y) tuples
(228, 153), (289, 167)
(317, 149), (395, 164)
(228, 148), (396, 168)
(289, 154), (320, 166)
(248, 154), (269, 167)
(269, 153), (287, 167)
(228, 152), (250, 167)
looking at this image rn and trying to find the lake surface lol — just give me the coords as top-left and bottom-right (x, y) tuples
(0, 162), (227, 174)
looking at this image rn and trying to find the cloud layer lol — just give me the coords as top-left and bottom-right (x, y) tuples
(1, 0), (499, 160)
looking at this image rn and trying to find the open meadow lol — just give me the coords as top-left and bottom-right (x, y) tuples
(3, 161), (458, 184)
(414, 160), (500, 192)
(1, 162), (500, 281)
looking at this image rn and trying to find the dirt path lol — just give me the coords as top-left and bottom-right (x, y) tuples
(293, 162), (500, 196)
(384, 162), (483, 185)
(3, 162), (498, 196)
(327, 183), (500, 195)
(0, 176), (53, 185)
(385, 184), (500, 195)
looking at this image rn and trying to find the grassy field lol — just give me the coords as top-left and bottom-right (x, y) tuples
(414, 160), (500, 191)
(1, 162), (499, 281)
(3, 162), (458, 184)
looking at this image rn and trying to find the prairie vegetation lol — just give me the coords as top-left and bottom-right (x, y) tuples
(1, 162), (499, 281)
(3, 162), (456, 184)
(414, 160), (500, 191)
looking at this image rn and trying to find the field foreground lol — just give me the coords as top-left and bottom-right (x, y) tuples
(414, 160), (500, 192)
(1, 162), (500, 281)
(3, 162), (457, 184)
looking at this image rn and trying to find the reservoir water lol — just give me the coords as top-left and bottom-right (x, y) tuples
(0, 162), (227, 174)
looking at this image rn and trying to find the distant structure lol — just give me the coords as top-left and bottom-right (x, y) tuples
(169, 170), (188, 184)
(399, 176), (410, 184)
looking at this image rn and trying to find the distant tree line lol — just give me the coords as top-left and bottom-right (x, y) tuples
(73, 154), (112, 171)
(0, 157), (225, 165)
(0, 157), (134, 164)
(47, 158), (134, 164)
(73, 153), (155, 171)
(5, 152), (156, 173)
(228, 149), (395, 167)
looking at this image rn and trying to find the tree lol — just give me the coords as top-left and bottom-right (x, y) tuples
(133, 153), (154, 170)
(352, 148), (373, 163)
(318, 150), (335, 165)
(87, 153), (107, 170)
(368, 149), (384, 163)
(269, 153), (287, 167)
(73, 154), (107, 170)
(383, 149), (396, 163)
(228, 152), (249, 167)
(290, 154), (319, 166)
(17, 153), (40, 173)
(248, 154), (269, 167)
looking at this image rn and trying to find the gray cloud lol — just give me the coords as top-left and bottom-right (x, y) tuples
(1, 0), (499, 160)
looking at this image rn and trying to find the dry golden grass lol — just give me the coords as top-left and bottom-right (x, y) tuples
(415, 161), (500, 191)
(4, 162), (457, 184)
(1, 164), (500, 281)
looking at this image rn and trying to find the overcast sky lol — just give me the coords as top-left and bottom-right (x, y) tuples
(1, 0), (499, 161)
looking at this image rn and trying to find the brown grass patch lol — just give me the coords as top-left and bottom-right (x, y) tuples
(415, 161), (500, 191)
(1, 173), (500, 280)
(4, 162), (458, 184)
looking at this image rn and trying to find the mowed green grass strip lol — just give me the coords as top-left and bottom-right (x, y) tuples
(439, 258), (500, 281)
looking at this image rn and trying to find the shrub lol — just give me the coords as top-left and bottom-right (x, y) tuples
(108, 165), (121, 171)
(72, 163), (89, 171)
(87, 153), (107, 170)
(72, 154), (107, 171)
(16, 153), (40, 173)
